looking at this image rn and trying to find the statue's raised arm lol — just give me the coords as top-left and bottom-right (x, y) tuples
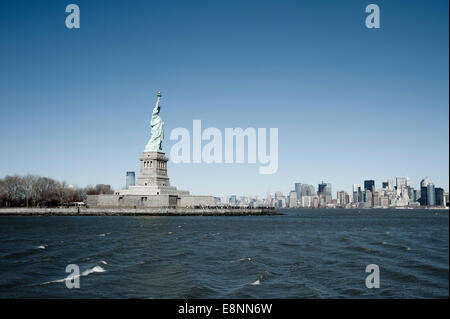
(153, 91), (162, 115)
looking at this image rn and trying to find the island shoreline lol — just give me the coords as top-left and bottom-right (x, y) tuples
(0, 207), (278, 216)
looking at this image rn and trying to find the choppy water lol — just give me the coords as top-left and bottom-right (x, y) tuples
(0, 209), (448, 298)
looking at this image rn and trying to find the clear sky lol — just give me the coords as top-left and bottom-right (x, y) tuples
(0, 0), (448, 197)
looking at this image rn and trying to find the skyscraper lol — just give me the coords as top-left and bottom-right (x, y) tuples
(289, 190), (298, 208)
(435, 188), (445, 206)
(387, 179), (394, 190)
(420, 186), (428, 206)
(396, 177), (409, 189)
(421, 177), (430, 188)
(414, 189), (421, 203)
(427, 183), (436, 206)
(125, 171), (135, 189)
(294, 183), (302, 200)
(364, 180), (375, 192)
(337, 191), (349, 207)
(318, 182), (332, 196)
(318, 182), (332, 203)
(408, 187), (416, 203)
(420, 177), (431, 206)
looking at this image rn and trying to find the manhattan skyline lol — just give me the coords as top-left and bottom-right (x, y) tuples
(0, 0), (448, 197)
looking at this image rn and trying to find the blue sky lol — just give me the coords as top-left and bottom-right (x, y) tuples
(0, 0), (448, 197)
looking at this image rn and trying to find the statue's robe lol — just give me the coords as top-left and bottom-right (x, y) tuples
(145, 105), (164, 152)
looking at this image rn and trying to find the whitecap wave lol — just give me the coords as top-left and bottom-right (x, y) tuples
(82, 265), (105, 276)
(36, 245), (47, 250)
(249, 279), (260, 286)
(40, 265), (106, 285)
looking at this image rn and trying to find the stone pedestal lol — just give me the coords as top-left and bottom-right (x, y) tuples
(117, 152), (190, 196)
(136, 152), (170, 187)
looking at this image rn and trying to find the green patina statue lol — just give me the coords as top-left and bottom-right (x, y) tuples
(144, 91), (164, 153)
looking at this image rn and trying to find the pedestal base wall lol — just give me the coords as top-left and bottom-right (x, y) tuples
(86, 194), (217, 208)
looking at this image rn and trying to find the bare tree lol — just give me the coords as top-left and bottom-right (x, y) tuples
(0, 175), (114, 207)
(2, 175), (24, 207)
(0, 178), (5, 206)
(22, 174), (37, 208)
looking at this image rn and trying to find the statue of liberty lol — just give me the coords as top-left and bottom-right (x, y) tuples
(144, 91), (164, 152)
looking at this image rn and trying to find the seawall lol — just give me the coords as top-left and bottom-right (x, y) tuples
(0, 207), (278, 216)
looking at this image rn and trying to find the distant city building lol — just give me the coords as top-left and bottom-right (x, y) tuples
(380, 196), (389, 208)
(414, 189), (421, 203)
(353, 184), (363, 204)
(420, 186), (428, 206)
(303, 184), (316, 196)
(364, 180), (375, 192)
(396, 177), (410, 189)
(337, 191), (349, 207)
(408, 187), (416, 203)
(435, 188), (445, 207)
(373, 191), (380, 207)
(421, 177), (430, 188)
(363, 189), (372, 207)
(318, 182), (332, 204)
(125, 171), (135, 189)
(427, 183), (436, 206)
(387, 179), (394, 190)
(294, 183), (302, 200)
(312, 196), (319, 208)
(288, 190), (298, 208)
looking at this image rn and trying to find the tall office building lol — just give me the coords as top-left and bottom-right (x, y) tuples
(353, 184), (359, 203)
(408, 187), (416, 203)
(382, 180), (394, 190)
(289, 190), (298, 208)
(364, 180), (375, 192)
(421, 177), (430, 188)
(414, 189), (421, 203)
(318, 182), (332, 196)
(363, 190), (372, 207)
(396, 177), (409, 189)
(427, 183), (436, 206)
(318, 182), (332, 203)
(420, 186), (428, 206)
(294, 183), (302, 200)
(337, 191), (349, 207)
(353, 184), (363, 203)
(305, 184), (316, 196)
(373, 191), (380, 207)
(387, 179), (394, 190)
(435, 188), (445, 206)
(125, 171), (135, 189)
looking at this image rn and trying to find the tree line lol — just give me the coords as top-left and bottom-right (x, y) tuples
(0, 174), (114, 207)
